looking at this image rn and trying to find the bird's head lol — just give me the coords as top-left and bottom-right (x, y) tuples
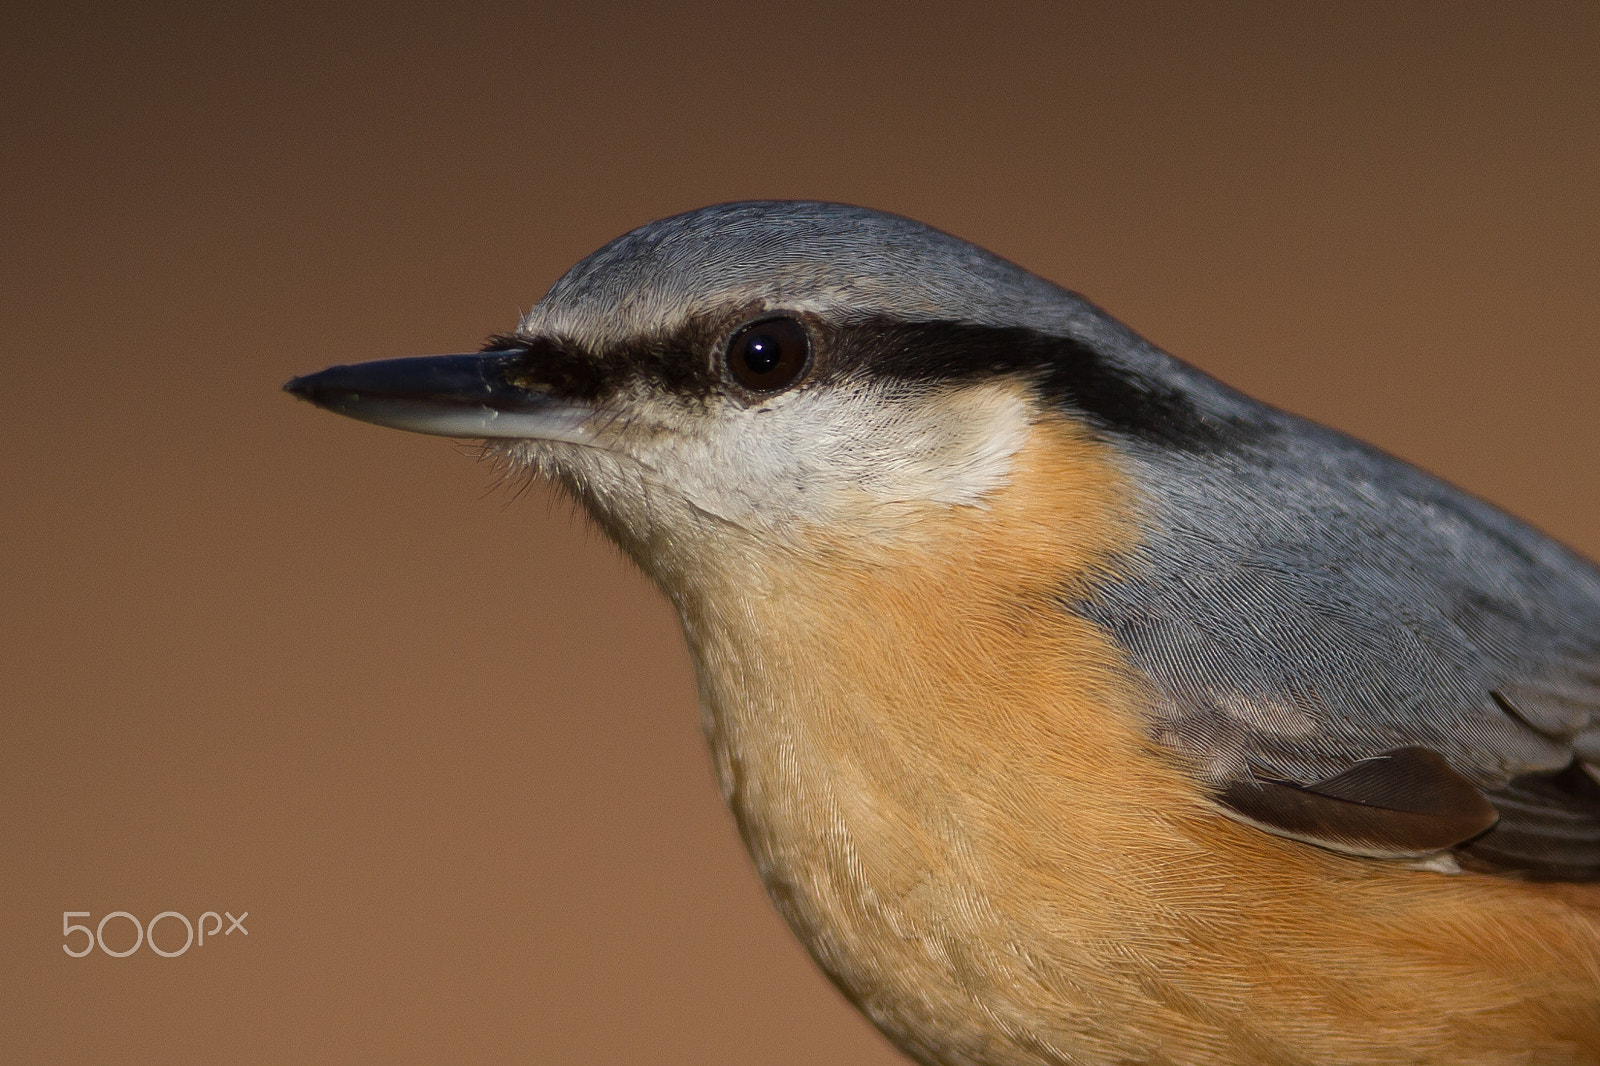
(287, 201), (1240, 595)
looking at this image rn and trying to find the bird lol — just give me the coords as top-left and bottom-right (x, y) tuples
(286, 201), (1600, 1064)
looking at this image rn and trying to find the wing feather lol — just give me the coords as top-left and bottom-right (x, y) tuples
(1073, 410), (1600, 879)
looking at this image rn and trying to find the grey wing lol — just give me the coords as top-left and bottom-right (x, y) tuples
(1078, 419), (1600, 879)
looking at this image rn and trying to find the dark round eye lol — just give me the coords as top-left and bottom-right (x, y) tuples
(725, 316), (811, 393)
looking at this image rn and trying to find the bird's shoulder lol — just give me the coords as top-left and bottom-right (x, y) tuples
(1061, 356), (1600, 879)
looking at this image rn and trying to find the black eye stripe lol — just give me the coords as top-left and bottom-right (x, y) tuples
(725, 316), (811, 394)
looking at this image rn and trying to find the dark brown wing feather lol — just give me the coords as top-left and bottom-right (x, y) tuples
(1218, 747), (1499, 859)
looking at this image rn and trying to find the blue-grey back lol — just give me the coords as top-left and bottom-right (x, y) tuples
(1073, 340), (1600, 875)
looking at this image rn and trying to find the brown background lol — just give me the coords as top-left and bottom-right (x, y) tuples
(4, 2), (1599, 1062)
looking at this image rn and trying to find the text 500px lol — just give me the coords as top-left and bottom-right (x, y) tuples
(62, 910), (248, 957)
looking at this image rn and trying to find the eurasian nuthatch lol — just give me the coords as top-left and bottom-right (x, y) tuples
(287, 202), (1600, 1064)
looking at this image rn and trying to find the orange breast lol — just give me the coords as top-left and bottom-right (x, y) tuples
(677, 413), (1600, 1064)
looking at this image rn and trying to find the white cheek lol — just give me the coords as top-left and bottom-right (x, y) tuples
(495, 381), (1035, 553)
(654, 381), (1035, 535)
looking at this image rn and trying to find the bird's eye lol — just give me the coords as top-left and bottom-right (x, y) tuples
(725, 316), (811, 393)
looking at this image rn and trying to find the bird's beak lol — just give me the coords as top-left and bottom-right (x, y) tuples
(284, 351), (593, 440)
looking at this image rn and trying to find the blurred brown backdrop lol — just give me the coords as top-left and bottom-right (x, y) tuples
(3, 2), (1598, 1062)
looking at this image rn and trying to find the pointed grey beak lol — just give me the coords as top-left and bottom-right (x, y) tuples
(284, 351), (594, 440)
